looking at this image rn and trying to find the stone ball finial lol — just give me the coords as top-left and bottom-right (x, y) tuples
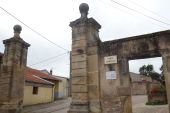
(13, 24), (22, 33)
(79, 3), (89, 18)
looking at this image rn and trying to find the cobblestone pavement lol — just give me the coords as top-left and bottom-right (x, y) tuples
(23, 96), (169, 113)
(132, 95), (169, 113)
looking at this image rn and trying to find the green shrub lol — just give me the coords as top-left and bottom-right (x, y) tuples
(146, 100), (167, 105)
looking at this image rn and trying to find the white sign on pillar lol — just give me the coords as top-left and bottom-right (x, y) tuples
(104, 55), (117, 64)
(106, 71), (116, 80)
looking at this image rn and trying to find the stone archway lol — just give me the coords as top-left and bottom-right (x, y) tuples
(100, 36), (170, 113)
(69, 3), (170, 113)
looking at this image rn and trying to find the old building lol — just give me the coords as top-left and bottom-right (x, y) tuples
(40, 70), (70, 99)
(52, 75), (70, 99)
(23, 67), (60, 106)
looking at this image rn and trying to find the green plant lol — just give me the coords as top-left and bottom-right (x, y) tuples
(146, 100), (167, 105)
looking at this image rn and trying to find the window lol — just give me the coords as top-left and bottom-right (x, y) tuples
(33, 86), (38, 94)
(108, 64), (115, 71)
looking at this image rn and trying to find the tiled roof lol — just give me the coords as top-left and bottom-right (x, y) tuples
(25, 67), (60, 85)
(25, 74), (54, 85)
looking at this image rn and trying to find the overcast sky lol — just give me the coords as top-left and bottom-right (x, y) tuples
(0, 0), (169, 77)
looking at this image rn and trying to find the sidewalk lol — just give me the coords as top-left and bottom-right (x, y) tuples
(23, 98), (70, 113)
(132, 95), (169, 113)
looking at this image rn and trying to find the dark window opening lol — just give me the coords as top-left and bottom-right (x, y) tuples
(108, 64), (115, 71)
(33, 86), (38, 95)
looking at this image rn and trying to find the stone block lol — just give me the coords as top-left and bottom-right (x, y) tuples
(72, 54), (87, 62)
(88, 85), (99, 99)
(72, 35), (86, 41)
(72, 61), (86, 69)
(72, 85), (88, 93)
(72, 93), (88, 102)
(68, 108), (88, 113)
(72, 72), (87, 77)
(0, 109), (18, 113)
(72, 40), (87, 48)
(117, 86), (131, 96)
(0, 77), (10, 84)
(89, 100), (101, 113)
(72, 76), (87, 85)
(72, 47), (86, 55)
(87, 46), (98, 55)
(102, 97), (121, 108)
(87, 55), (98, 71)
(0, 84), (9, 95)
(72, 68), (87, 75)
(88, 72), (99, 84)
(70, 103), (88, 111)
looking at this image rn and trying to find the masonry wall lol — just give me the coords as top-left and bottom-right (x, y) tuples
(131, 82), (147, 95)
(69, 3), (170, 113)
(100, 30), (170, 113)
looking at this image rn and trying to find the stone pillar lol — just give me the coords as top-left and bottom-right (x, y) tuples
(68, 3), (101, 113)
(117, 57), (132, 113)
(0, 25), (30, 113)
(162, 52), (170, 112)
(87, 23), (101, 113)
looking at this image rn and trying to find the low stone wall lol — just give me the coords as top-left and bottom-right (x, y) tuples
(132, 82), (147, 95)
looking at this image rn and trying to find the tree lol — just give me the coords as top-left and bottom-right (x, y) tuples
(139, 65), (147, 75)
(139, 64), (153, 76)
(146, 64), (153, 76)
(139, 64), (160, 80)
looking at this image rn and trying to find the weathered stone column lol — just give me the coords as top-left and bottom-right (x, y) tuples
(117, 57), (132, 113)
(68, 3), (101, 113)
(0, 25), (30, 113)
(162, 52), (170, 112)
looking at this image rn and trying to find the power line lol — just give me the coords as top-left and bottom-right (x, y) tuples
(98, 0), (167, 29)
(29, 52), (68, 66)
(110, 0), (170, 26)
(126, 0), (170, 22)
(0, 6), (69, 52)
(37, 54), (69, 68)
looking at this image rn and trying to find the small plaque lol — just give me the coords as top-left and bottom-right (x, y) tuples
(104, 55), (117, 64)
(106, 71), (116, 80)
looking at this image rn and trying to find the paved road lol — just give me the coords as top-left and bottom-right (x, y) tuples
(23, 96), (169, 113)
(132, 95), (169, 113)
(23, 98), (70, 113)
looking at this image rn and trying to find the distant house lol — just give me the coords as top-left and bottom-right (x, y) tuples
(130, 72), (152, 95)
(40, 70), (70, 100)
(23, 67), (60, 106)
(52, 75), (70, 99)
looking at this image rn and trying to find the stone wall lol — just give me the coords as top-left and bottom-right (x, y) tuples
(131, 82), (147, 95)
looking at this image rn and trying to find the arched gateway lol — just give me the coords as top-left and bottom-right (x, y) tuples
(68, 3), (170, 113)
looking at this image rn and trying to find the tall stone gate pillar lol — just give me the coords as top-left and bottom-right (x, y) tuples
(0, 25), (30, 113)
(162, 52), (170, 112)
(69, 3), (101, 113)
(118, 57), (132, 113)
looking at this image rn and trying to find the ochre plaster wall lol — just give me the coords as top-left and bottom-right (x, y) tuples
(23, 85), (54, 106)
